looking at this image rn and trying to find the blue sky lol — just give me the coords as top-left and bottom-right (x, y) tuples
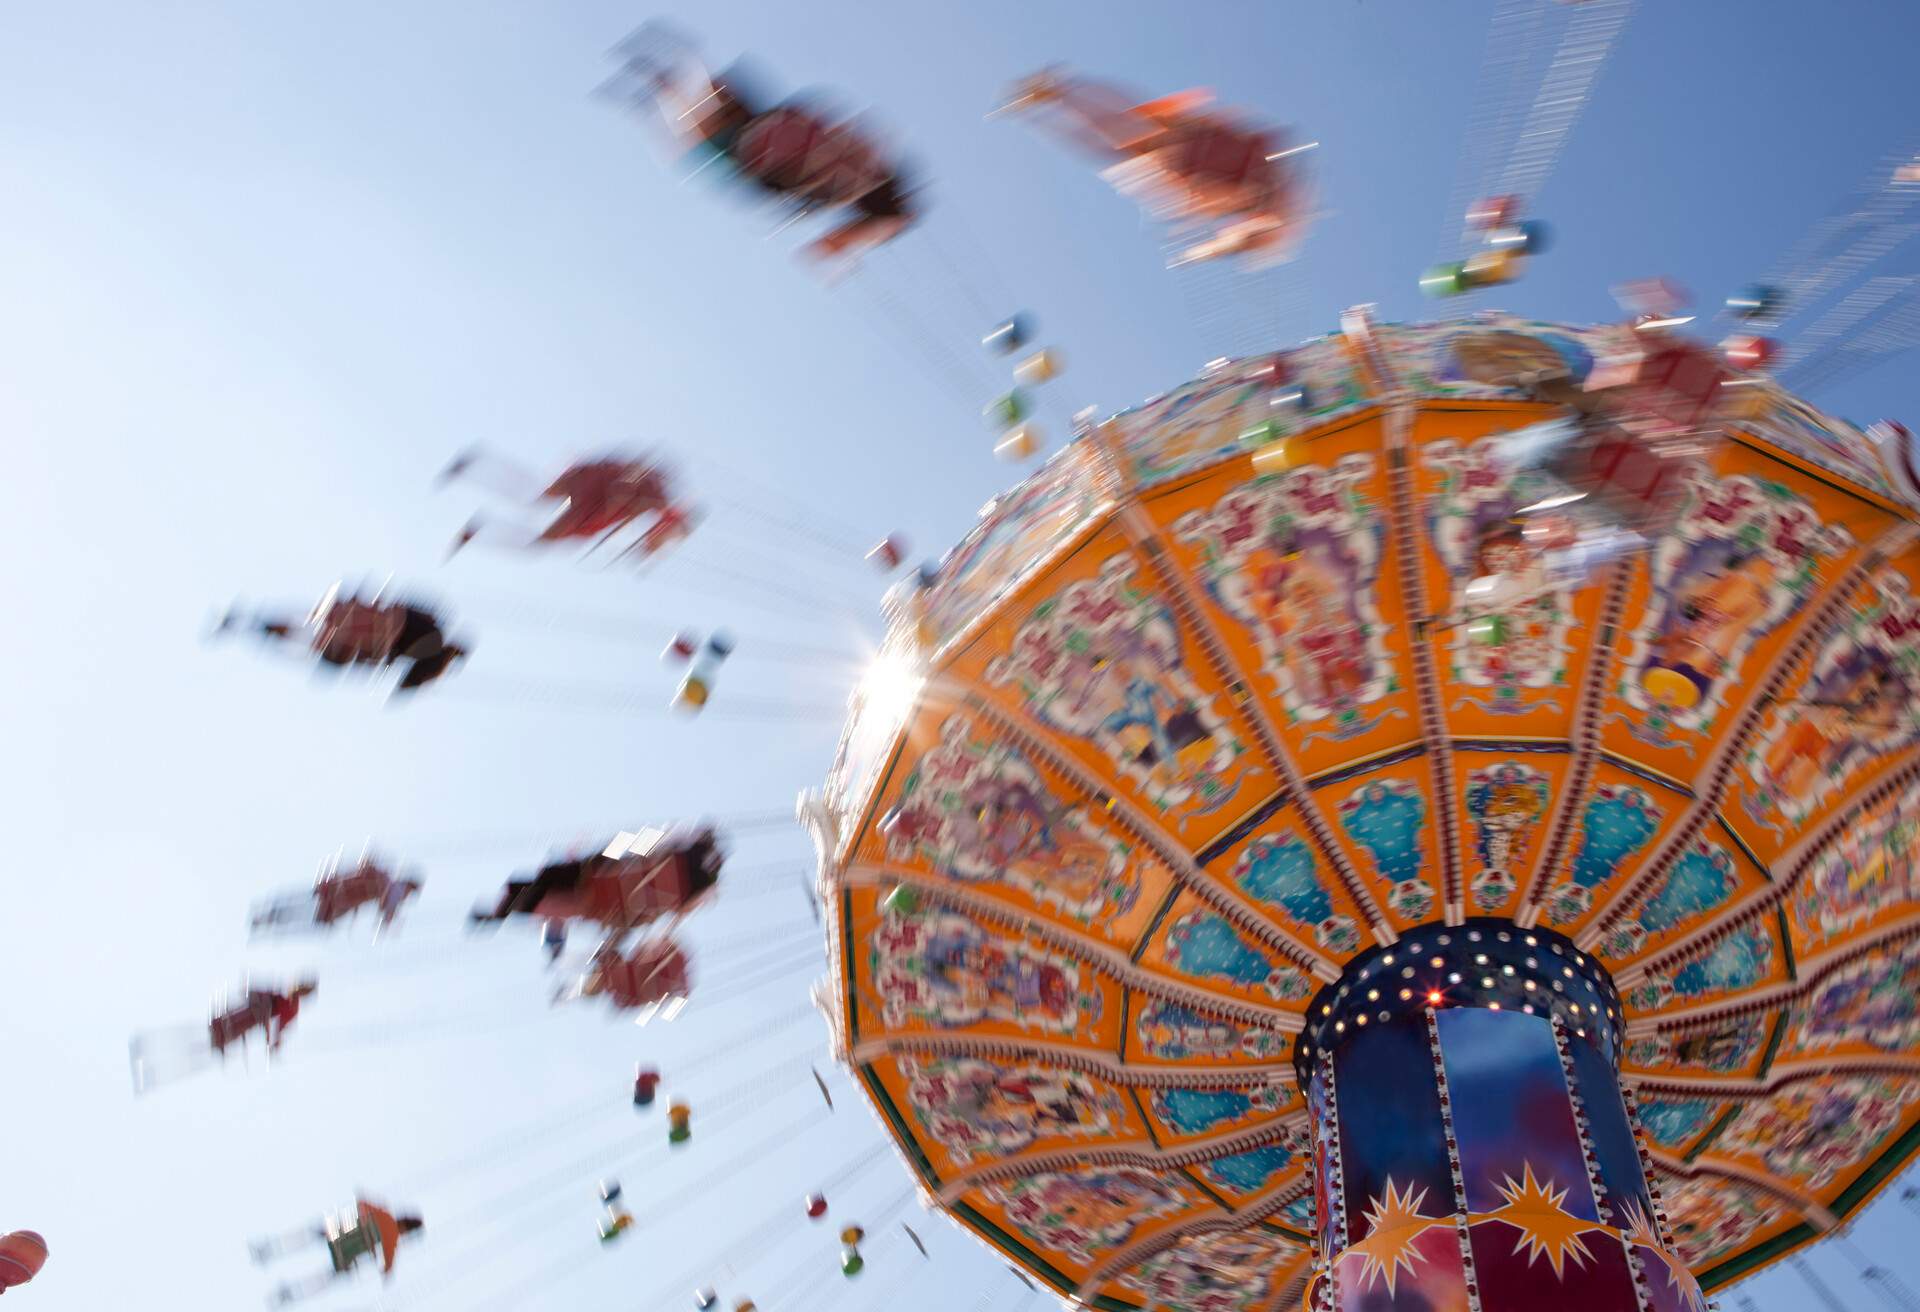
(2, 2), (1916, 1309)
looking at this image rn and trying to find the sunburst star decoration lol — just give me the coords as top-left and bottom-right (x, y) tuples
(1622, 1202), (1707, 1312)
(1345, 1178), (1448, 1295)
(1471, 1163), (1603, 1278)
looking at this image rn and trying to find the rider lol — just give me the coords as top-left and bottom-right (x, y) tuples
(316, 865), (421, 928)
(208, 981), (316, 1056)
(443, 451), (687, 558)
(609, 34), (920, 265)
(574, 937), (693, 1012)
(469, 826), (723, 937)
(219, 589), (468, 694)
(252, 858), (423, 934)
(253, 1198), (424, 1305)
(1001, 66), (1307, 266)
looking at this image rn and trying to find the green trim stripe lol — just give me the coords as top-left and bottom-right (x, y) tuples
(1132, 885), (1185, 964)
(1683, 1106), (1740, 1164)
(1713, 813), (1769, 882)
(1698, 1222), (1815, 1291)
(841, 890), (861, 1044)
(1832, 1114), (1920, 1216)
(859, 1061), (941, 1189)
(1756, 1010), (1786, 1078)
(950, 1201), (1085, 1299)
(1698, 1106), (1920, 1289)
(1129, 1086), (1162, 1150)
(1180, 1165), (1235, 1211)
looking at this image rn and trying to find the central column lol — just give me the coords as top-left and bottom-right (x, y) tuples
(1294, 920), (1702, 1312)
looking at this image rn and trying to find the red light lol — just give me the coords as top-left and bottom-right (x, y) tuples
(1427, 990), (1444, 1005)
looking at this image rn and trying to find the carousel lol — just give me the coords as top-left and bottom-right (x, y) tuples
(805, 308), (1920, 1312)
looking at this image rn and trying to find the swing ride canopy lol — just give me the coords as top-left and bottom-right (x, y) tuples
(805, 307), (1920, 1311)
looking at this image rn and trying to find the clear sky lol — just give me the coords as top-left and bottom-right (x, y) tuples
(2, 2), (1917, 1310)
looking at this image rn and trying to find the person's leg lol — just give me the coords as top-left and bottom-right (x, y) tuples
(391, 609), (444, 662)
(805, 181), (913, 263)
(515, 861), (587, 912)
(394, 651), (454, 693)
(473, 874), (547, 923)
(822, 213), (912, 260)
(1173, 214), (1280, 267)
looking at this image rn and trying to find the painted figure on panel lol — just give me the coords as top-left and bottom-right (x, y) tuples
(1424, 437), (1577, 709)
(879, 715), (1141, 927)
(1464, 762), (1550, 909)
(904, 1056), (1124, 1162)
(872, 910), (1099, 1034)
(1789, 779), (1920, 951)
(1790, 939), (1920, 1055)
(1659, 1178), (1783, 1269)
(1118, 1229), (1292, 1312)
(921, 448), (1099, 648)
(1746, 570), (1920, 826)
(1616, 477), (1849, 742)
(1135, 999), (1286, 1061)
(987, 555), (1247, 825)
(987, 1168), (1189, 1264)
(1443, 329), (1596, 400)
(1723, 1078), (1920, 1188)
(1625, 1015), (1766, 1075)
(1173, 455), (1397, 735)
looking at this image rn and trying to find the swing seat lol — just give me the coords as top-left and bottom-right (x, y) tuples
(1463, 247), (1525, 288)
(1466, 194), (1520, 230)
(674, 673), (712, 711)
